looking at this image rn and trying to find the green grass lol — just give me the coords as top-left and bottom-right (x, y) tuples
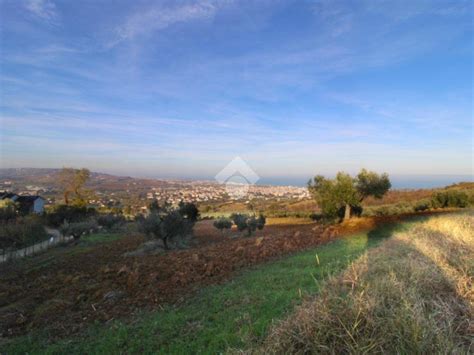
(64, 232), (125, 255)
(6, 232), (125, 273)
(2, 221), (414, 354)
(78, 232), (124, 247)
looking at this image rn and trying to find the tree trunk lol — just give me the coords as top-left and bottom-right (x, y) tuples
(344, 204), (351, 221)
(162, 237), (169, 250)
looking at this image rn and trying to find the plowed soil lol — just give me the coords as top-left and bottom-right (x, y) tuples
(0, 212), (447, 341)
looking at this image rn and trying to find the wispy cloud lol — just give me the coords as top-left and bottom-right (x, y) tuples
(109, 1), (226, 47)
(24, 0), (58, 24)
(2, 0), (472, 178)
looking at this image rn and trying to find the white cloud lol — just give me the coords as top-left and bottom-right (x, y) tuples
(110, 1), (225, 47)
(24, 0), (58, 23)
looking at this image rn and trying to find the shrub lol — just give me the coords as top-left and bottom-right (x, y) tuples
(230, 213), (248, 233)
(467, 190), (474, 206)
(431, 190), (468, 208)
(45, 205), (97, 227)
(0, 216), (48, 249)
(60, 219), (98, 240)
(138, 212), (162, 238)
(213, 218), (233, 235)
(265, 211), (315, 218)
(0, 200), (18, 222)
(362, 203), (414, 217)
(230, 213), (266, 236)
(161, 211), (194, 247)
(96, 213), (126, 230)
(178, 202), (200, 222)
(414, 199), (431, 212)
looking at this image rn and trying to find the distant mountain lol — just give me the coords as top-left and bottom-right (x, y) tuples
(0, 168), (206, 193)
(0, 168), (60, 179)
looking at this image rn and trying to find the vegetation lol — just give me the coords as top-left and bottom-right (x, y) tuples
(229, 213), (266, 236)
(413, 199), (431, 212)
(60, 219), (99, 241)
(45, 204), (97, 227)
(308, 169), (391, 221)
(57, 167), (92, 206)
(261, 213), (473, 354)
(0, 199), (17, 222)
(0, 216), (48, 249)
(138, 201), (199, 249)
(4, 222), (389, 353)
(96, 213), (126, 231)
(431, 190), (469, 208)
(213, 217), (233, 235)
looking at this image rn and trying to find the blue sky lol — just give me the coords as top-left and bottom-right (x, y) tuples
(0, 0), (473, 185)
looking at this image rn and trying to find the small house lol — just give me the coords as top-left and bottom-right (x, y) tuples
(0, 192), (45, 214)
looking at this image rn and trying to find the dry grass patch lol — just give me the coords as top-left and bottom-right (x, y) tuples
(265, 217), (314, 226)
(260, 212), (474, 354)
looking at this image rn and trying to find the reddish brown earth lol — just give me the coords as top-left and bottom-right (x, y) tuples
(0, 211), (452, 340)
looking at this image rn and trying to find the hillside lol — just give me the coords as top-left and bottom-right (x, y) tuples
(2, 212), (471, 352)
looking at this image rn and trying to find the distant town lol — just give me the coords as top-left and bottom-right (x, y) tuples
(0, 168), (310, 214)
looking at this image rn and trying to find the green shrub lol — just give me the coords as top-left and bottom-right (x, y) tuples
(230, 213), (266, 236)
(264, 211), (314, 218)
(0, 199), (18, 222)
(213, 218), (233, 235)
(0, 216), (48, 249)
(96, 213), (126, 230)
(46, 205), (97, 227)
(431, 190), (468, 208)
(467, 190), (474, 206)
(60, 219), (98, 240)
(414, 199), (431, 212)
(178, 202), (200, 222)
(362, 202), (414, 217)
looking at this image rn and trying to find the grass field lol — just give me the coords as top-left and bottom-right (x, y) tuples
(261, 212), (473, 353)
(2, 219), (407, 354)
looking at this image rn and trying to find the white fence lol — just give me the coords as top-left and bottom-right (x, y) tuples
(0, 234), (74, 263)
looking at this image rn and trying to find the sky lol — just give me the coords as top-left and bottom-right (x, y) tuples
(0, 0), (473, 187)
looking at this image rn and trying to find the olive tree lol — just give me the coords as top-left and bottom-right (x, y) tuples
(138, 201), (199, 249)
(230, 213), (266, 236)
(213, 217), (233, 235)
(60, 219), (98, 241)
(308, 169), (391, 221)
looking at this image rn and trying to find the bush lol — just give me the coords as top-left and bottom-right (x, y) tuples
(0, 216), (48, 249)
(467, 190), (474, 206)
(230, 213), (266, 236)
(178, 202), (200, 222)
(45, 205), (97, 227)
(265, 211), (315, 218)
(60, 219), (98, 240)
(431, 190), (469, 208)
(96, 213), (126, 230)
(230, 213), (248, 233)
(0, 200), (18, 222)
(213, 218), (233, 235)
(414, 199), (431, 212)
(362, 202), (414, 217)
